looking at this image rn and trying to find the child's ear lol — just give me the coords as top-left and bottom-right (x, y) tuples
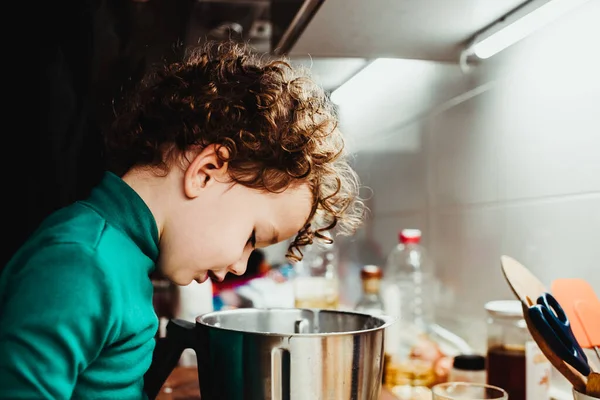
(183, 144), (230, 199)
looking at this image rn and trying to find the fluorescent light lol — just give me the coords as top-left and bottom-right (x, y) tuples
(330, 58), (436, 105)
(330, 59), (384, 104)
(471, 0), (589, 59)
(328, 58), (439, 153)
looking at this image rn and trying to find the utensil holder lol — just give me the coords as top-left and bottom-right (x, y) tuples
(574, 388), (600, 400)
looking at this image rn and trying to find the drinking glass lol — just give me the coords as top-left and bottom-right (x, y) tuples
(432, 382), (508, 400)
(292, 240), (339, 310)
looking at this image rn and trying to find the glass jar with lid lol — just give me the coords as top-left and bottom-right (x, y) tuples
(484, 300), (551, 400)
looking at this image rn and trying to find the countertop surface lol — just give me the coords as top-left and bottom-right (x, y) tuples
(156, 366), (398, 399)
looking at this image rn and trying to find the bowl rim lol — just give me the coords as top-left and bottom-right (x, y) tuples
(195, 307), (396, 337)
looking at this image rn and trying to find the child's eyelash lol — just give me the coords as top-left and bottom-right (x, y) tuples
(248, 230), (256, 247)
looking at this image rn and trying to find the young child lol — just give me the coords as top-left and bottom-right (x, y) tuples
(0, 41), (363, 399)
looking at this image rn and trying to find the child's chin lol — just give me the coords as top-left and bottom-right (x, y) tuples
(168, 272), (195, 286)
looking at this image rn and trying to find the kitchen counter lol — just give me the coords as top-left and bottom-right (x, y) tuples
(157, 366), (398, 399)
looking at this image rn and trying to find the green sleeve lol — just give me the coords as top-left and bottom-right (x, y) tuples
(0, 243), (119, 399)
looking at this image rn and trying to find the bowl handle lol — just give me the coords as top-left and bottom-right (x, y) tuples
(271, 347), (291, 400)
(143, 319), (196, 399)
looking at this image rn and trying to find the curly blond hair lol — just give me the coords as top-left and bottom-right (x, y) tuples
(105, 41), (364, 259)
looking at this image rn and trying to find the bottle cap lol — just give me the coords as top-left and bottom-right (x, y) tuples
(399, 229), (421, 244)
(360, 265), (382, 280)
(452, 354), (486, 371)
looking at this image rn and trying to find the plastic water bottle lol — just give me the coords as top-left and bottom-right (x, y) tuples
(382, 229), (435, 335)
(381, 229), (472, 393)
(381, 229), (437, 388)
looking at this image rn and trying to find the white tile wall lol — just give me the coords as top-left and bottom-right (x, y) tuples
(500, 195), (600, 291)
(427, 92), (503, 207)
(342, 0), (600, 359)
(353, 143), (428, 215)
(496, 78), (600, 200)
(371, 212), (429, 258)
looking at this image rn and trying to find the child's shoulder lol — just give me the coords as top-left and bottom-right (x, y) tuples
(31, 201), (109, 252)
(14, 201), (153, 280)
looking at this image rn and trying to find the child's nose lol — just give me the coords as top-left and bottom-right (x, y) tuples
(228, 258), (247, 276)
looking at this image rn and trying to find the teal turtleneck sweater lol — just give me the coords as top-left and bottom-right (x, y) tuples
(0, 172), (160, 399)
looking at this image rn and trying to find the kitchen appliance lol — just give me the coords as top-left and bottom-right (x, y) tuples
(144, 307), (394, 400)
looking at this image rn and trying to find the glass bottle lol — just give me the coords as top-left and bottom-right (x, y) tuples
(485, 300), (551, 400)
(292, 235), (339, 310)
(355, 265), (385, 315)
(448, 354), (487, 384)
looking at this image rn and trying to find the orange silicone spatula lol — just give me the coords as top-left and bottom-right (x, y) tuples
(552, 278), (600, 349)
(575, 299), (600, 396)
(574, 299), (600, 360)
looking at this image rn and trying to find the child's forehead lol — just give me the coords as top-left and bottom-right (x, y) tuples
(265, 184), (313, 225)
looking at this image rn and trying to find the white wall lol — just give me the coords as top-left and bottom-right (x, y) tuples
(346, 0), (600, 355)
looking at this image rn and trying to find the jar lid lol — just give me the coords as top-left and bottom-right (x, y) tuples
(452, 354), (486, 371)
(484, 300), (524, 317)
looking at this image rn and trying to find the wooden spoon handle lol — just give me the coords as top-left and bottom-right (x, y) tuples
(587, 372), (600, 397)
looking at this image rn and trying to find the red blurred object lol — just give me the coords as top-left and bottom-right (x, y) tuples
(399, 229), (421, 244)
(212, 250), (270, 295)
